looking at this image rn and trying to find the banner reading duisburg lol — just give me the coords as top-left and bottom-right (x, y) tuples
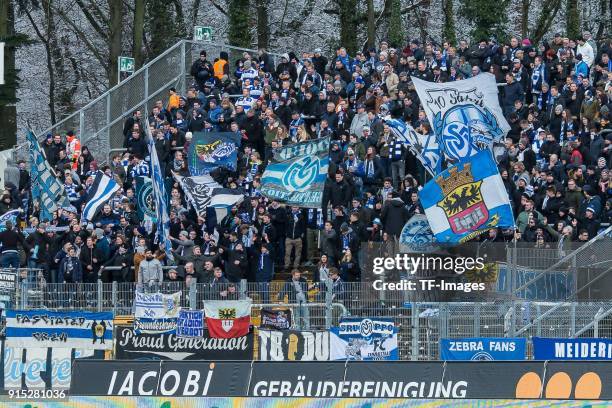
(261, 137), (330, 208)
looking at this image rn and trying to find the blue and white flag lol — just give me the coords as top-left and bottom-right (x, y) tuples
(399, 214), (436, 253)
(533, 337), (612, 360)
(440, 337), (526, 361)
(329, 317), (399, 361)
(261, 137), (330, 208)
(134, 291), (181, 319)
(188, 131), (241, 176)
(0, 209), (22, 232)
(134, 291), (181, 334)
(146, 126), (173, 261)
(420, 150), (515, 243)
(27, 131), (71, 221)
(385, 118), (442, 175)
(412, 73), (510, 163)
(173, 172), (243, 216)
(5, 310), (113, 350)
(81, 171), (120, 221)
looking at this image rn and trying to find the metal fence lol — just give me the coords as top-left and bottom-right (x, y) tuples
(10, 277), (612, 361)
(13, 40), (280, 163)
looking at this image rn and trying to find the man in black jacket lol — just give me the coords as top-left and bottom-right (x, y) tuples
(0, 221), (28, 268)
(323, 171), (353, 212)
(284, 206), (305, 270)
(191, 50), (214, 91)
(79, 236), (102, 283)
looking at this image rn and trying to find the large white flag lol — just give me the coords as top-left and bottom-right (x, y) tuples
(412, 73), (510, 163)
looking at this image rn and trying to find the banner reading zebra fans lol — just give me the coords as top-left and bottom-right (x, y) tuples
(173, 172), (243, 215)
(412, 73), (510, 163)
(261, 137), (330, 208)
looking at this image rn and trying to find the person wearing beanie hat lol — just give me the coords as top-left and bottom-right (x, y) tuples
(191, 49), (214, 91)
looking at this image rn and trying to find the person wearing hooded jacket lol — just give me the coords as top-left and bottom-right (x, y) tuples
(3, 158), (20, 189)
(381, 192), (410, 237)
(276, 53), (297, 82)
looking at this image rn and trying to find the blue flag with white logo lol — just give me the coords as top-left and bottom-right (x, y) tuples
(420, 150), (515, 243)
(0, 209), (21, 232)
(27, 131), (71, 221)
(261, 137), (330, 208)
(440, 337), (526, 360)
(187, 131), (241, 176)
(412, 73), (510, 163)
(145, 126), (173, 262)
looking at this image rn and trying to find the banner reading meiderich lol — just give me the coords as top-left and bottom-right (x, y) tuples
(261, 137), (330, 208)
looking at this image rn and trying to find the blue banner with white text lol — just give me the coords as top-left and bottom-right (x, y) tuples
(440, 337), (526, 361)
(533, 337), (612, 360)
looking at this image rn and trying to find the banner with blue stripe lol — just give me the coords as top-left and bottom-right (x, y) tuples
(5, 310), (113, 349)
(261, 137), (330, 208)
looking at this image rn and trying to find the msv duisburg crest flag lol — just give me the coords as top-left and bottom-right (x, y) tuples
(188, 131), (241, 176)
(420, 150), (514, 243)
(412, 73), (510, 163)
(261, 137), (330, 208)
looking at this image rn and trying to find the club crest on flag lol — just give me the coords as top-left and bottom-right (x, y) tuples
(283, 156), (321, 192)
(164, 293), (180, 316)
(195, 139), (236, 163)
(434, 105), (505, 161)
(188, 131), (241, 175)
(91, 320), (107, 344)
(435, 162), (489, 234)
(219, 307), (237, 332)
(412, 74), (510, 164)
(399, 214), (436, 253)
(421, 150), (514, 243)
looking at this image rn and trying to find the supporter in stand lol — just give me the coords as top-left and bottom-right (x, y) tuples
(3, 34), (610, 298)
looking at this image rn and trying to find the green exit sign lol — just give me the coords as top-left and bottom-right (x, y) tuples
(194, 26), (213, 42)
(118, 56), (135, 73)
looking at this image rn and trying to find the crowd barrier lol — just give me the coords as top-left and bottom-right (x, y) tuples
(3, 278), (612, 361)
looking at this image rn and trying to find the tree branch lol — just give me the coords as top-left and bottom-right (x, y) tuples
(400, 0), (430, 14)
(53, 6), (108, 69)
(208, 0), (227, 15)
(73, 0), (108, 39)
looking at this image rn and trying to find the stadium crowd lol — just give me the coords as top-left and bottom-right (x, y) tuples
(1, 33), (611, 294)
